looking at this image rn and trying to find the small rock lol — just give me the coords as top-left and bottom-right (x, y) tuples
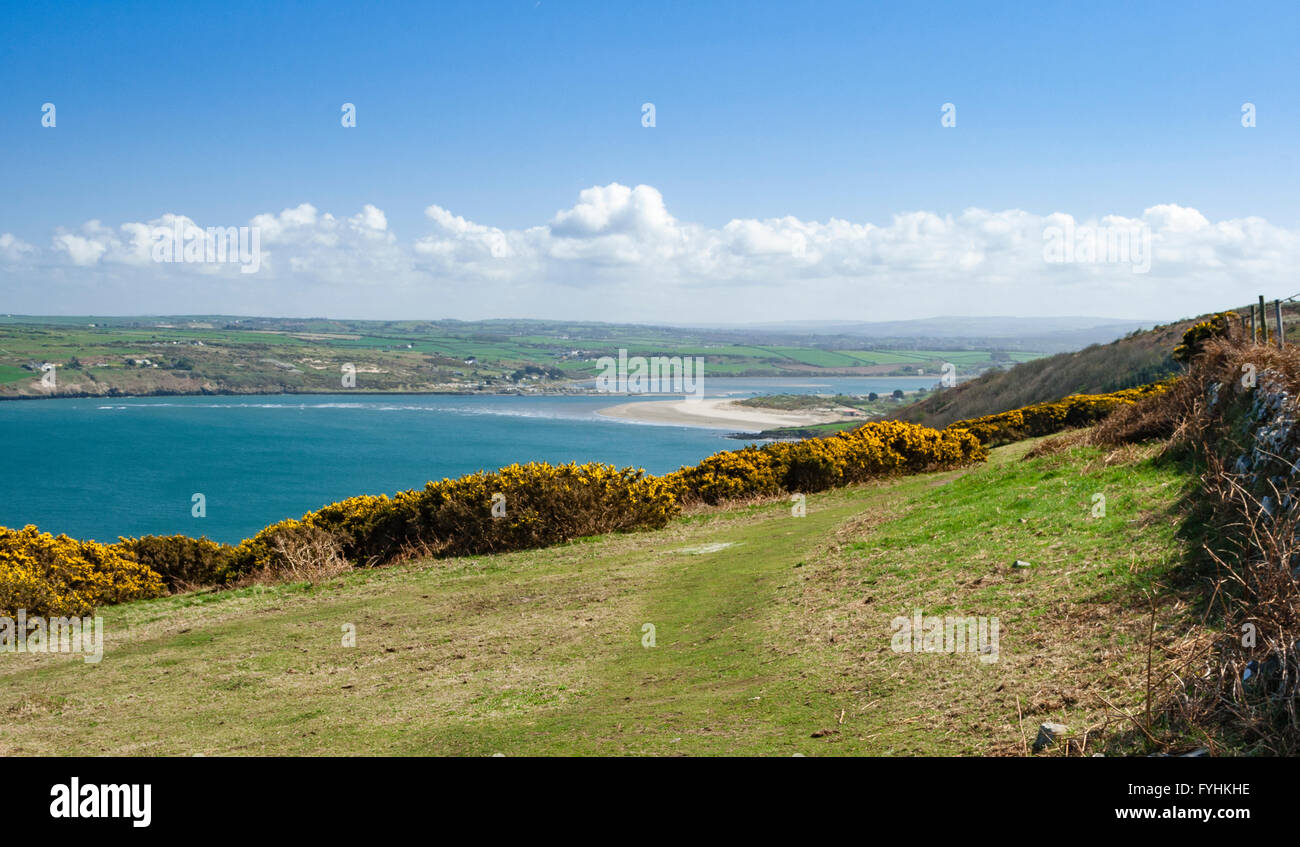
(1012, 559), (1033, 569)
(1032, 722), (1067, 753)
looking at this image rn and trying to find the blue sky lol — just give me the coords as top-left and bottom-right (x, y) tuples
(2, 1), (1298, 321)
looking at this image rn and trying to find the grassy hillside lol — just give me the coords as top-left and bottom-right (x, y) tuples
(0, 439), (1200, 756)
(893, 320), (1196, 428)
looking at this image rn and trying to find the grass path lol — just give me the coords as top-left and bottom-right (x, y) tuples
(1, 441), (1200, 756)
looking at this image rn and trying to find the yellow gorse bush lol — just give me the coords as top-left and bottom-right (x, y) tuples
(224, 461), (679, 579)
(668, 419), (987, 504)
(113, 534), (235, 591)
(944, 380), (1174, 447)
(0, 525), (165, 618)
(1173, 312), (1235, 363)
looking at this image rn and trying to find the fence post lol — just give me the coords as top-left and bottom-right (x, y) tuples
(1260, 295), (1268, 344)
(1276, 299), (1285, 349)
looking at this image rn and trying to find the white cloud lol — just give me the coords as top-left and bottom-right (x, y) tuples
(549, 183), (677, 238)
(4, 184), (1299, 322)
(351, 204), (388, 233)
(0, 233), (35, 262)
(54, 233), (108, 265)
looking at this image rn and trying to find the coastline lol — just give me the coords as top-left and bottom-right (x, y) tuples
(0, 386), (588, 403)
(0, 376), (935, 404)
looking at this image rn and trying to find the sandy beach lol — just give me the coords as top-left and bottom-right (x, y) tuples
(596, 396), (855, 431)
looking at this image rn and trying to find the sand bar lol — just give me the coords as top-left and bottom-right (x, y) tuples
(596, 396), (854, 431)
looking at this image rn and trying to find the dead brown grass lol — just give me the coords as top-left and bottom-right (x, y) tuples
(231, 524), (351, 587)
(1143, 337), (1300, 754)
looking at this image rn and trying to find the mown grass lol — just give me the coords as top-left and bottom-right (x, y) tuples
(0, 439), (1199, 756)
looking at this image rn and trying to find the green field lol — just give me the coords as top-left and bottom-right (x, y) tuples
(0, 364), (29, 385)
(0, 316), (1045, 399)
(0, 440), (1199, 755)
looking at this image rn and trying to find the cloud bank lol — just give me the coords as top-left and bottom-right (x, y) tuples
(2, 183), (1295, 322)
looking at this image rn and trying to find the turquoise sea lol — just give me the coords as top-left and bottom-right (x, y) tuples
(0, 377), (934, 544)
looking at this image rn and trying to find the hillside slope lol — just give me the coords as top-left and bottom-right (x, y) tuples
(892, 319), (1197, 428)
(0, 440), (1197, 756)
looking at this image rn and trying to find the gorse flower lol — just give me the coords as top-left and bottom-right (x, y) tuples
(668, 419), (987, 505)
(1173, 313), (1235, 363)
(944, 381), (1174, 447)
(0, 525), (165, 617)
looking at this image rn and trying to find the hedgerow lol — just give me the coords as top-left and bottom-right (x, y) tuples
(667, 419), (987, 505)
(221, 461), (679, 581)
(943, 381), (1175, 447)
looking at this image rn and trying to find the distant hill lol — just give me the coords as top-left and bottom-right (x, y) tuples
(683, 316), (1158, 354)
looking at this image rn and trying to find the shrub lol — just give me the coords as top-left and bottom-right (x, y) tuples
(113, 534), (235, 592)
(0, 525), (165, 617)
(672, 420), (986, 504)
(225, 520), (349, 584)
(1173, 312), (1235, 363)
(777, 442), (841, 493)
(223, 461), (680, 581)
(388, 461), (679, 559)
(666, 446), (782, 504)
(945, 381), (1174, 447)
(301, 494), (402, 566)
